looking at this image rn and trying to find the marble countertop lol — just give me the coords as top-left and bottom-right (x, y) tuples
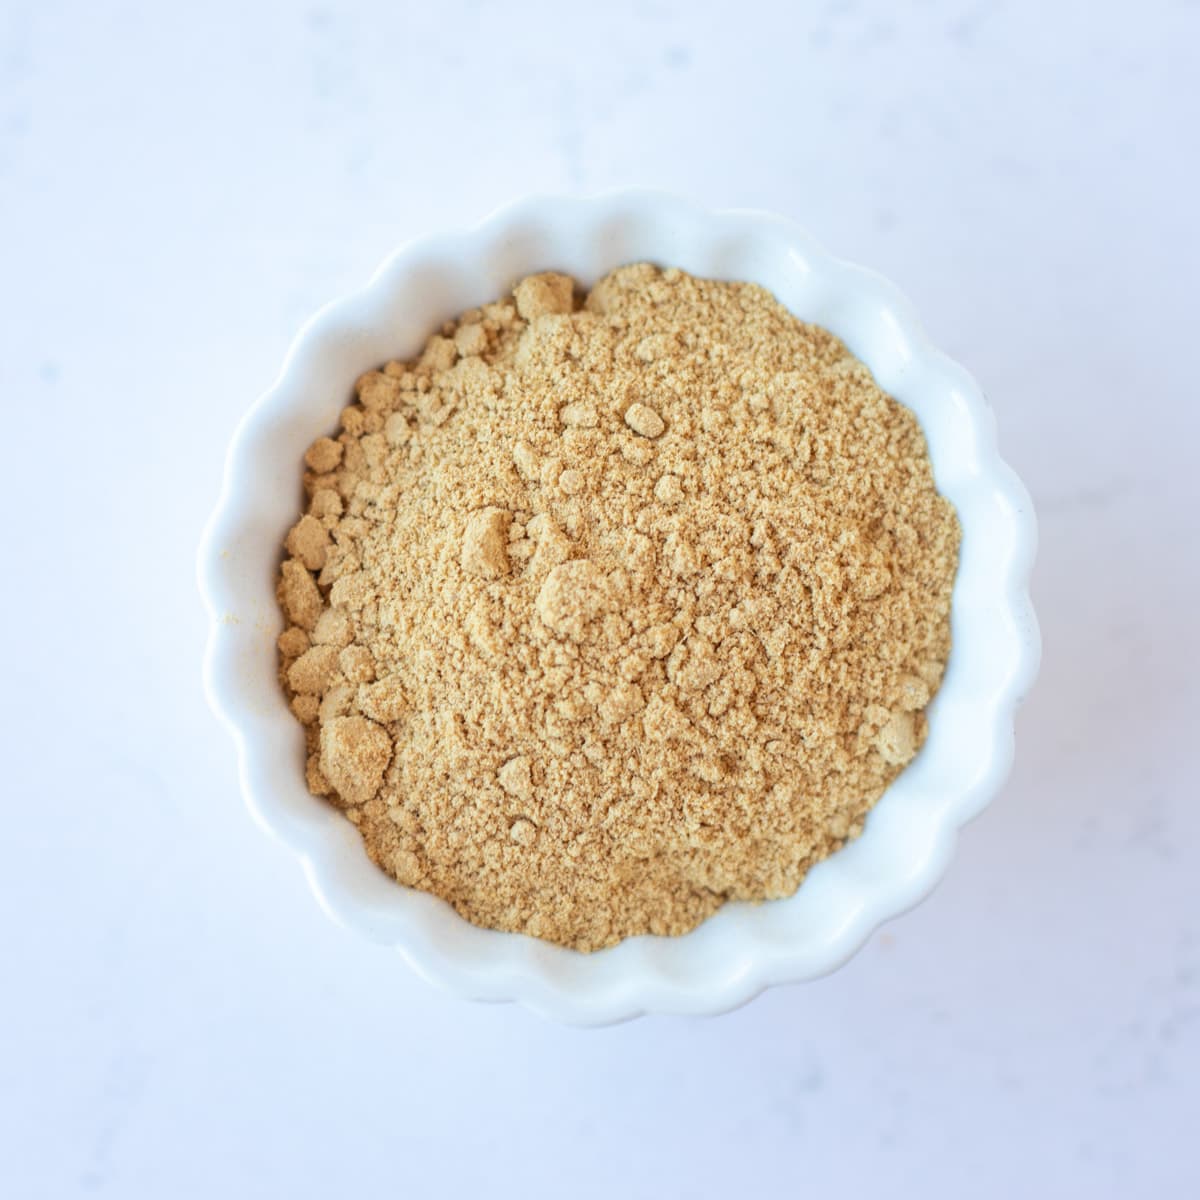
(2, 1), (1196, 1195)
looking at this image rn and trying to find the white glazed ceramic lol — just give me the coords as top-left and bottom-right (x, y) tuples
(198, 191), (1039, 1025)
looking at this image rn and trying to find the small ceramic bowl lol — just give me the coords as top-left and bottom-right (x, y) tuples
(198, 191), (1039, 1025)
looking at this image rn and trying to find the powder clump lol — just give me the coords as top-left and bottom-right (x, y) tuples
(277, 265), (960, 951)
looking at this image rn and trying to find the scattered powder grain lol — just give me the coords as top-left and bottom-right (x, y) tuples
(276, 264), (960, 951)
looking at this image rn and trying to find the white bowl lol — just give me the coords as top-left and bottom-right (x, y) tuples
(198, 191), (1039, 1025)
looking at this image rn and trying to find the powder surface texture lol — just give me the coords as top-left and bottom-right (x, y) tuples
(277, 265), (960, 951)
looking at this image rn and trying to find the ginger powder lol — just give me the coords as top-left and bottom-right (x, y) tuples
(276, 264), (960, 951)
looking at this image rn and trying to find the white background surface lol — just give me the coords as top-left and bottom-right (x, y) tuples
(2, 1), (1197, 1195)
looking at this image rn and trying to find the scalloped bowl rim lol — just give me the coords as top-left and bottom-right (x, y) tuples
(197, 191), (1039, 1025)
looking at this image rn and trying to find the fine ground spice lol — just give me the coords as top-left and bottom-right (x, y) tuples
(276, 265), (960, 951)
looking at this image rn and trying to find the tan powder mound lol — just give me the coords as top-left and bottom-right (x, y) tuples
(276, 264), (960, 951)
